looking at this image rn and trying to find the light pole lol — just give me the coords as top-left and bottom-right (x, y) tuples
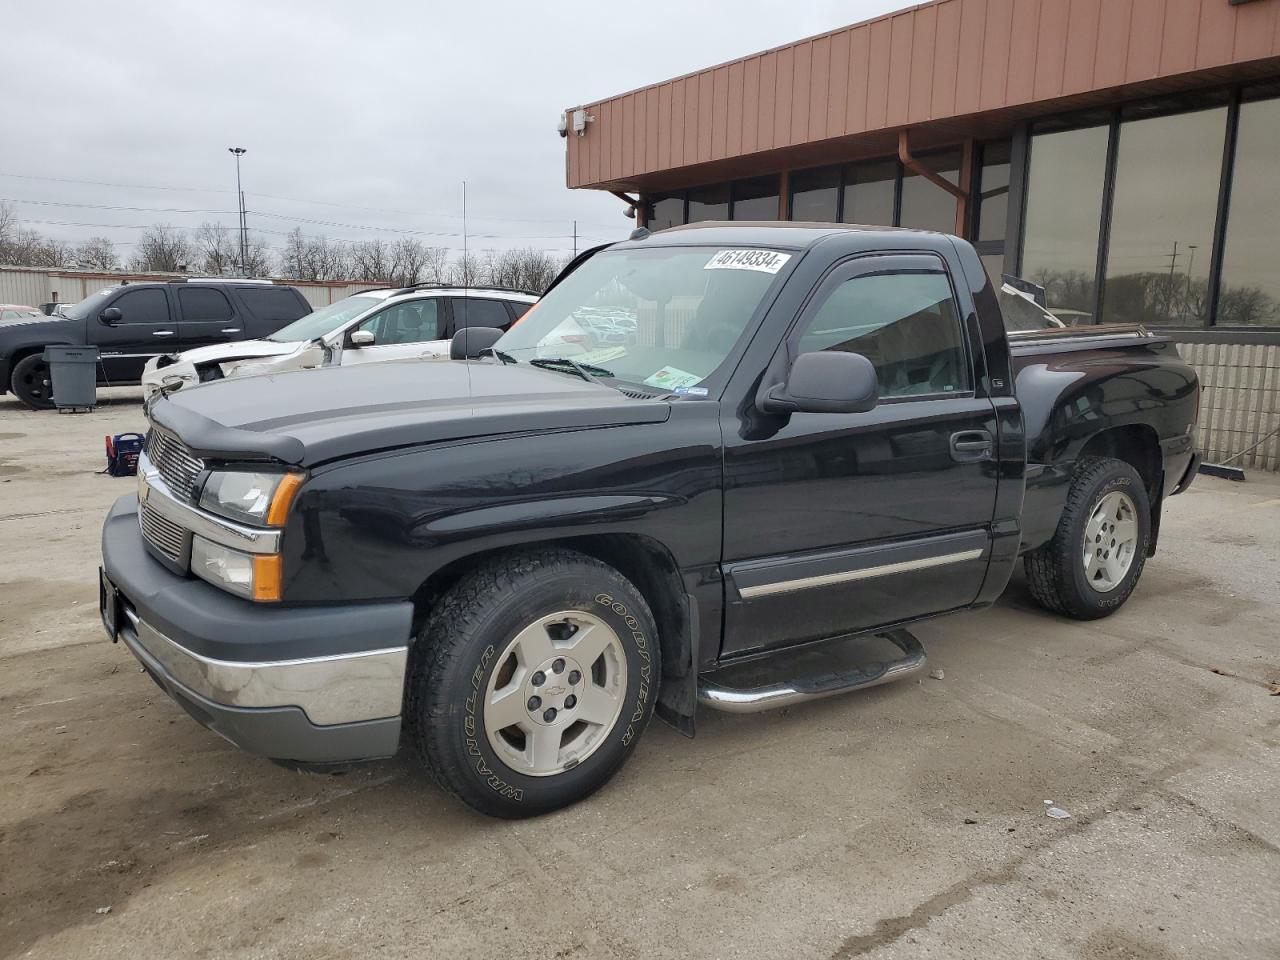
(228, 147), (247, 275)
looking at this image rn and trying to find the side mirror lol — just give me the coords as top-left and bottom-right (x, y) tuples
(349, 329), (376, 347)
(450, 326), (504, 360)
(759, 351), (879, 415)
(100, 306), (123, 325)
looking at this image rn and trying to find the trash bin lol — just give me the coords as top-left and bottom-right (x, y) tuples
(42, 345), (100, 410)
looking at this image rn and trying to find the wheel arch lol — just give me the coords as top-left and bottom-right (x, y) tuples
(408, 532), (698, 735)
(1076, 423), (1164, 556)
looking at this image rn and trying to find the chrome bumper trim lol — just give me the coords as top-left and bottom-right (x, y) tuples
(122, 608), (407, 726)
(137, 451), (282, 555)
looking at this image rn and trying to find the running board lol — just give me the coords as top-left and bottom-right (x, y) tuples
(697, 629), (927, 714)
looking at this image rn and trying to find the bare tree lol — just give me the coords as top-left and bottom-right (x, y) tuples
(0, 202), (16, 259)
(75, 236), (120, 271)
(420, 245), (450, 284)
(388, 238), (430, 286)
(242, 234), (275, 278)
(448, 251), (484, 287)
(193, 222), (239, 275)
(279, 227), (349, 281)
(481, 246), (564, 292)
(350, 238), (390, 282)
(131, 224), (192, 272)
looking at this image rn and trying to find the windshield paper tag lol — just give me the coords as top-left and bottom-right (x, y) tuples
(705, 249), (792, 274)
(644, 366), (702, 389)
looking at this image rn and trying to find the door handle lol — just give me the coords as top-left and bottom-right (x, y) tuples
(151, 330), (175, 337)
(950, 430), (994, 462)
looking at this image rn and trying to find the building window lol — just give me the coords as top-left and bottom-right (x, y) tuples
(842, 159), (896, 226)
(899, 149), (961, 233)
(686, 184), (730, 222)
(1216, 94), (1280, 327)
(975, 141), (1011, 244)
(648, 195), (684, 230)
(1102, 106), (1227, 326)
(731, 176), (780, 221)
(790, 167), (840, 221)
(1021, 124), (1110, 323)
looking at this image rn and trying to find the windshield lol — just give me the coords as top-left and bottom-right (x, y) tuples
(495, 246), (788, 392)
(265, 295), (382, 342)
(61, 288), (119, 320)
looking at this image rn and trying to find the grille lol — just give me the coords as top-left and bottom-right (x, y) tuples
(139, 501), (186, 562)
(146, 430), (204, 500)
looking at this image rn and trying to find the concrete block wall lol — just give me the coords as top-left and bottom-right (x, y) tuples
(1177, 342), (1280, 472)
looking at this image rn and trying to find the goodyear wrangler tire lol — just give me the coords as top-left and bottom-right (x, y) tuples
(408, 548), (660, 818)
(1024, 456), (1151, 621)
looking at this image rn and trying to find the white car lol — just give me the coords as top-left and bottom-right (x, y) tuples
(142, 285), (536, 398)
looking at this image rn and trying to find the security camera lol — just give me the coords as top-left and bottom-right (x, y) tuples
(557, 112), (568, 138)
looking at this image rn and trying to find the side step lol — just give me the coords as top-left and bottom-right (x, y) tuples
(697, 629), (927, 714)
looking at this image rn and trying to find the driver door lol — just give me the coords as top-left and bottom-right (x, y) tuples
(341, 298), (446, 366)
(94, 287), (176, 381)
(720, 254), (999, 656)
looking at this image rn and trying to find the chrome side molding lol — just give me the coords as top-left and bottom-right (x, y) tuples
(697, 629), (927, 714)
(737, 549), (984, 600)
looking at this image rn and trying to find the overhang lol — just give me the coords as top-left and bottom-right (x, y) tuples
(564, 0), (1280, 194)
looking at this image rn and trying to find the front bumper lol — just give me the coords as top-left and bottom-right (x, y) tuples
(140, 356), (195, 400)
(102, 494), (412, 763)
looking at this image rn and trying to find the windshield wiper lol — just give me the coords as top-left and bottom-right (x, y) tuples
(482, 347), (518, 365)
(529, 357), (615, 382)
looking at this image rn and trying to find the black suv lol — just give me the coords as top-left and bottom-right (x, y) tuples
(0, 279), (312, 409)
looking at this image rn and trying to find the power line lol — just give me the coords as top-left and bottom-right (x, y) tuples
(4, 196), (619, 244)
(0, 171), (622, 229)
(2, 197), (238, 216)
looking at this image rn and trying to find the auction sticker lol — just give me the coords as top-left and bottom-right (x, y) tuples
(705, 249), (792, 274)
(644, 366), (702, 389)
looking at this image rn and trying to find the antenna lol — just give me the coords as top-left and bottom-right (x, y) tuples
(462, 180), (468, 287)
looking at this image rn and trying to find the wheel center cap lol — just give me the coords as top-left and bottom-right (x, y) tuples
(526, 655), (584, 725)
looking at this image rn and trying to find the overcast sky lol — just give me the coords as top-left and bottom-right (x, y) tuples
(5, 0), (912, 263)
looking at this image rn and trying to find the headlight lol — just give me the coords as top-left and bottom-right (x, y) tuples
(191, 536), (283, 602)
(199, 470), (303, 527)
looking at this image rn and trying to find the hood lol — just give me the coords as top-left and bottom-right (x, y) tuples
(149, 360), (671, 466)
(0, 314), (78, 340)
(175, 338), (301, 365)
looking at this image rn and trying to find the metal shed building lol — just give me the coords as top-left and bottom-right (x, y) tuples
(563, 0), (1280, 469)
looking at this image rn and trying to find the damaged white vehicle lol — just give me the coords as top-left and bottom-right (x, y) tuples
(142, 285), (536, 398)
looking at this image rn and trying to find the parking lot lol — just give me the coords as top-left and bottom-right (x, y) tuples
(1, 387), (1278, 960)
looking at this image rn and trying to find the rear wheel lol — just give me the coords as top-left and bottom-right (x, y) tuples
(407, 548), (660, 817)
(1024, 456), (1151, 620)
(10, 353), (55, 410)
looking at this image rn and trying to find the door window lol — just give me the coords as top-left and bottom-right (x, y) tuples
(111, 289), (170, 324)
(795, 270), (970, 398)
(178, 287), (233, 321)
(451, 297), (512, 330)
(355, 299), (440, 345)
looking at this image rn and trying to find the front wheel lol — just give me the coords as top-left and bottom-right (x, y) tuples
(407, 548), (660, 817)
(1024, 456), (1151, 620)
(10, 353), (55, 410)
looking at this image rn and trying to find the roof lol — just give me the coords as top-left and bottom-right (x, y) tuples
(612, 219), (937, 251)
(359, 286), (540, 301)
(565, 0), (1280, 194)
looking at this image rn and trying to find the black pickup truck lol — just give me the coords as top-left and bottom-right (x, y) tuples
(0, 279), (311, 409)
(100, 223), (1199, 817)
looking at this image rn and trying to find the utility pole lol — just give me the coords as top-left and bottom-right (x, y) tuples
(1163, 240), (1179, 322)
(573, 220), (578, 257)
(228, 147), (248, 275)
(462, 180), (468, 288)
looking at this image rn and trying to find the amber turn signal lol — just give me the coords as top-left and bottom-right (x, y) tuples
(266, 472), (304, 526)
